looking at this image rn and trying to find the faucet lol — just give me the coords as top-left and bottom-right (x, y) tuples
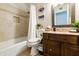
(53, 27), (56, 31)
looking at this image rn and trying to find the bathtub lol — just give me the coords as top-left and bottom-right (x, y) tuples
(0, 36), (27, 56)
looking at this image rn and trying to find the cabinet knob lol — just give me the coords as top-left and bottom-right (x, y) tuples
(49, 49), (52, 51)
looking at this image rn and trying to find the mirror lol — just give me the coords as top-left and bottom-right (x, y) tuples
(52, 3), (75, 27)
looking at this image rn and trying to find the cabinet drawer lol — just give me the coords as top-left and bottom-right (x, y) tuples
(48, 34), (77, 44)
(43, 33), (48, 40)
(62, 35), (77, 44)
(48, 34), (62, 41)
(48, 34), (61, 39)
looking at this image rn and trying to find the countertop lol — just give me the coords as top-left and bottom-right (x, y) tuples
(43, 31), (79, 36)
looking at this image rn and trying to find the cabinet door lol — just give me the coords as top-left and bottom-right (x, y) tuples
(43, 40), (61, 56)
(62, 43), (79, 56)
(43, 40), (49, 56)
(43, 33), (49, 55)
(48, 41), (61, 56)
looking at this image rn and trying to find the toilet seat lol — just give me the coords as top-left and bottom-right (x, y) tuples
(28, 38), (41, 47)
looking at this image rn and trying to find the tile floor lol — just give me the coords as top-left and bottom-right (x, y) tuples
(18, 48), (42, 56)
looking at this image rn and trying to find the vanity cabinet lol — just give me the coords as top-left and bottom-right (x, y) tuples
(43, 32), (79, 56)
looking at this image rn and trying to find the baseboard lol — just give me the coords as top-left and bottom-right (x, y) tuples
(0, 37), (27, 56)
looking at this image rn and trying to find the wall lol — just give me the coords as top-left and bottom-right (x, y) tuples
(36, 4), (45, 28)
(44, 4), (52, 28)
(75, 4), (79, 21)
(36, 3), (52, 29)
(0, 3), (29, 43)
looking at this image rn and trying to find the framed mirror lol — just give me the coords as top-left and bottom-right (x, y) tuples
(52, 3), (75, 27)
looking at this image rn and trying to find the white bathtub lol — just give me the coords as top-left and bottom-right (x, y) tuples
(0, 37), (27, 56)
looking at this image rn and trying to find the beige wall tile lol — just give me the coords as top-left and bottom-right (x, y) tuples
(0, 3), (29, 43)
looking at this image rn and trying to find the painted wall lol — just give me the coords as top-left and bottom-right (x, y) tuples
(75, 4), (79, 21)
(44, 4), (52, 28)
(0, 3), (29, 43)
(36, 4), (45, 28)
(36, 3), (52, 29)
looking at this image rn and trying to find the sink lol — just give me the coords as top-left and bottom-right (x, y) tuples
(69, 30), (76, 33)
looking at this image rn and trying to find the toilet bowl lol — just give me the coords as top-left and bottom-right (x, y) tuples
(28, 38), (41, 56)
(28, 38), (41, 46)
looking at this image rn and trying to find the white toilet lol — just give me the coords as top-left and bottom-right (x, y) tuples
(28, 38), (41, 56)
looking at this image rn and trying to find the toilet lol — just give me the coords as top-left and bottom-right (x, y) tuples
(27, 28), (44, 56)
(28, 38), (41, 56)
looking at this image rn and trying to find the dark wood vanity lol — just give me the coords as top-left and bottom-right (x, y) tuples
(43, 31), (79, 56)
